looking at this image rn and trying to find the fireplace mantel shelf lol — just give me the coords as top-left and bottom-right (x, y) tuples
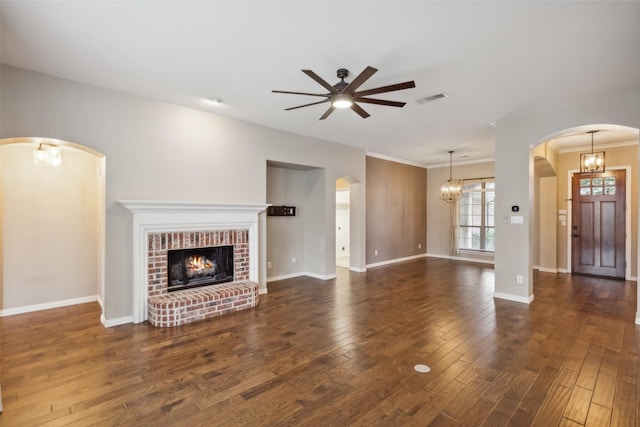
(119, 200), (270, 215)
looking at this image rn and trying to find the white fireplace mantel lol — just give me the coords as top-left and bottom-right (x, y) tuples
(119, 200), (269, 324)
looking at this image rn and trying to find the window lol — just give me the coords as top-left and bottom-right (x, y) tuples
(459, 180), (495, 252)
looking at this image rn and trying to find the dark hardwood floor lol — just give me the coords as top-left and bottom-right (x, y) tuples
(1, 258), (638, 426)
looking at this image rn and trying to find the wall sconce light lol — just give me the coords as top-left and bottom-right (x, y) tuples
(580, 130), (605, 174)
(34, 143), (62, 167)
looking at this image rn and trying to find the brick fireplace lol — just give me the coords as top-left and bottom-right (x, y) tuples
(120, 201), (268, 325)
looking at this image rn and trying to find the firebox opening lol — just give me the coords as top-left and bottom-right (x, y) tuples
(168, 245), (234, 292)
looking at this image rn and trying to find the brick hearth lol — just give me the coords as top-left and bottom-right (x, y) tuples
(146, 229), (258, 327)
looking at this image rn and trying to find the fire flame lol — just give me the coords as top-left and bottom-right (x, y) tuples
(188, 256), (214, 272)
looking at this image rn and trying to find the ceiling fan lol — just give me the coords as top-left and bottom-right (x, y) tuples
(272, 66), (416, 120)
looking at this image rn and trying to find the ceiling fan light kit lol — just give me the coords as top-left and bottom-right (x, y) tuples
(332, 93), (353, 109)
(273, 66), (416, 120)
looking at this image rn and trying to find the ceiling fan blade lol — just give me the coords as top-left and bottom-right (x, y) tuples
(344, 66), (378, 93)
(356, 98), (406, 107)
(272, 90), (330, 98)
(319, 106), (335, 120)
(285, 99), (331, 111)
(302, 69), (338, 93)
(350, 103), (370, 119)
(355, 81), (416, 97)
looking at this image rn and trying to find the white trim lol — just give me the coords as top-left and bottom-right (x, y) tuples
(0, 295), (98, 317)
(267, 272), (306, 282)
(636, 312), (640, 325)
(557, 140), (638, 154)
(558, 268), (569, 274)
(534, 265), (558, 273)
(367, 253), (427, 269)
(493, 292), (534, 304)
(267, 271), (337, 282)
(305, 272), (337, 280)
(628, 276), (638, 282)
(366, 152), (427, 168)
(427, 157), (496, 169)
(426, 253), (494, 265)
(349, 266), (367, 272)
(101, 314), (133, 328)
(566, 166), (632, 280)
(119, 201), (269, 324)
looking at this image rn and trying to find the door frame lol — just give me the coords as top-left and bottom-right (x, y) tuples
(566, 165), (632, 279)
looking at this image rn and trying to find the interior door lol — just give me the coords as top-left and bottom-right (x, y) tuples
(571, 170), (625, 279)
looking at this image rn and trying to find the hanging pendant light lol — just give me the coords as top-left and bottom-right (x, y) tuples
(579, 130), (605, 174)
(440, 150), (463, 203)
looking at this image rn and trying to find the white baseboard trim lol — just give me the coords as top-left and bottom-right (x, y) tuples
(627, 276), (637, 282)
(558, 268), (569, 274)
(426, 253), (494, 265)
(101, 314), (133, 328)
(259, 287), (268, 295)
(267, 272), (306, 282)
(0, 295), (98, 317)
(534, 266), (558, 273)
(493, 292), (534, 304)
(305, 272), (337, 280)
(367, 253), (427, 269)
(349, 266), (367, 273)
(636, 312), (640, 325)
(267, 271), (336, 282)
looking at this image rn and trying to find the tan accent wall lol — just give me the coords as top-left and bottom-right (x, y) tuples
(556, 144), (638, 276)
(366, 156), (426, 264)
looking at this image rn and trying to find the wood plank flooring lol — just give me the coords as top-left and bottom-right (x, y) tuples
(1, 258), (638, 426)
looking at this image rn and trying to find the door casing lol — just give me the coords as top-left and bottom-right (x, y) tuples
(566, 166), (631, 279)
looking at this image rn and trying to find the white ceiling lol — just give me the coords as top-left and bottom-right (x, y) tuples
(1, 1), (639, 166)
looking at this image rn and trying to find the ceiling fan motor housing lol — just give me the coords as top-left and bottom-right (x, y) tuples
(336, 68), (349, 79)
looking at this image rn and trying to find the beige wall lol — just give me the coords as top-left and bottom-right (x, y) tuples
(1, 143), (101, 309)
(537, 176), (558, 271)
(366, 156), (426, 264)
(555, 144), (638, 277)
(427, 160), (495, 261)
(266, 166), (308, 279)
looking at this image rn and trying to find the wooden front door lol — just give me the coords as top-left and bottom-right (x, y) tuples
(571, 170), (625, 279)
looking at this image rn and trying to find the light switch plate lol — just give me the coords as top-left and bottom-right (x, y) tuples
(510, 215), (524, 224)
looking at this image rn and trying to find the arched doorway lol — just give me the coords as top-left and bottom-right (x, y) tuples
(533, 125), (638, 280)
(0, 137), (106, 316)
(336, 178), (350, 268)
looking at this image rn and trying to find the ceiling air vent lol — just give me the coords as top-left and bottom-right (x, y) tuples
(416, 92), (447, 105)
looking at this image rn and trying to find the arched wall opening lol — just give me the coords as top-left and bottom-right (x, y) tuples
(0, 137), (106, 317)
(494, 97), (639, 322)
(335, 178), (350, 269)
(531, 124), (639, 280)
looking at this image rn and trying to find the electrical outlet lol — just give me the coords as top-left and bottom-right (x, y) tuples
(267, 261), (272, 269)
(418, 243), (422, 249)
(516, 275), (524, 284)
(374, 250), (378, 256)
(291, 257), (296, 265)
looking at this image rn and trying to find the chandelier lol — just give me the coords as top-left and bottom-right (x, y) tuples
(580, 130), (605, 174)
(440, 150), (463, 203)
